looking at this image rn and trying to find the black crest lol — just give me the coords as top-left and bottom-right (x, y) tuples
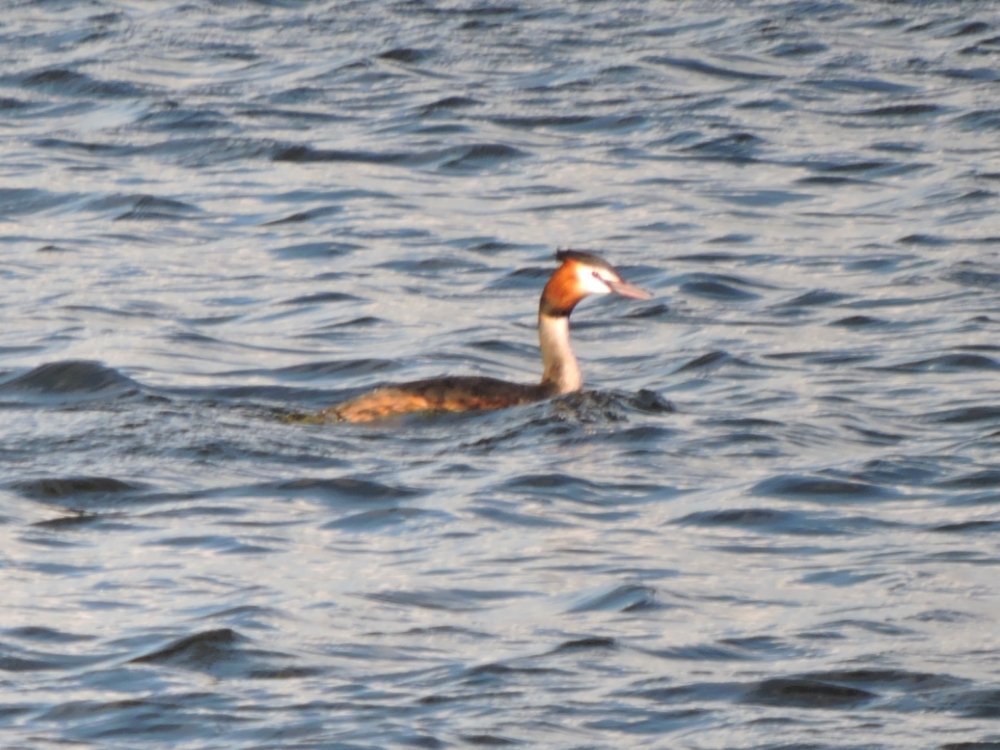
(555, 249), (614, 270)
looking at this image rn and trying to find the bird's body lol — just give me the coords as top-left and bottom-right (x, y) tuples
(323, 250), (650, 423)
(329, 376), (555, 423)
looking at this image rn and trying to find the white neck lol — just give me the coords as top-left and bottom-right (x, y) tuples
(538, 312), (581, 393)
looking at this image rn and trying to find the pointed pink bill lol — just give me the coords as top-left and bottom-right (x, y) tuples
(607, 278), (653, 300)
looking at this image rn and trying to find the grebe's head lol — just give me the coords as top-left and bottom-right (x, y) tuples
(541, 250), (652, 316)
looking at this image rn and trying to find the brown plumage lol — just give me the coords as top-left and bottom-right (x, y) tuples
(322, 251), (651, 423)
(330, 376), (556, 423)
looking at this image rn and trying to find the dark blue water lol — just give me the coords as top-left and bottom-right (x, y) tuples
(3, 1), (1000, 747)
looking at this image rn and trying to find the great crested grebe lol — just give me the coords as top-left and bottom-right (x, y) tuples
(322, 250), (651, 422)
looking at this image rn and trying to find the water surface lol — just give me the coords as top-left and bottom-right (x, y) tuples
(3, 1), (1000, 748)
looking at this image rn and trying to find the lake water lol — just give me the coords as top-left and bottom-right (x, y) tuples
(3, 1), (1000, 748)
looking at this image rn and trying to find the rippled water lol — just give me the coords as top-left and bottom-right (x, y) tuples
(3, 1), (1000, 747)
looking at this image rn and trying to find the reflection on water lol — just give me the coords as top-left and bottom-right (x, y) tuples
(3, 1), (1000, 747)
